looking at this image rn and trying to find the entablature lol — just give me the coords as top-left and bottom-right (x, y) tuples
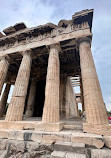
(0, 9), (93, 57)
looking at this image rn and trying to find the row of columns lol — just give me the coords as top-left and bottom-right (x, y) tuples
(0, 38), (109, 126)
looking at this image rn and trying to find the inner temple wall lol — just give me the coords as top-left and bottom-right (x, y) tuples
(33, 79), (46, 117)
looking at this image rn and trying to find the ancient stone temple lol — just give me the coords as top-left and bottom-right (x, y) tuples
(0, 9), (111, 158)
(0, 9), (110, 136)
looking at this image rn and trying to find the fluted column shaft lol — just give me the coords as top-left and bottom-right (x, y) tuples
(76, 103), (79, 117)
(0, 56), (9, 95)
(0, 83), (11, 117)
(80, 77), (85, 112)
(60, 76), (67, 118)
(25, 80), (36, 118)
(5, 51), (32, 121)
(79, 37), (109, 125)
(42, 45), (60, 123)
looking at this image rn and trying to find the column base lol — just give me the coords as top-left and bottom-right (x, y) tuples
(35, 122), (64, 132)
(0, 120), (37, 130)
(83, 123), (111, 136)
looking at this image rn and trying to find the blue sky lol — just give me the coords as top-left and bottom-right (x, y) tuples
(0, 0), (111, 111)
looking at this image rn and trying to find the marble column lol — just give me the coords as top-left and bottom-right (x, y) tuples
(25, 80), (36, 118)
(0, 56), (9, 95)
(65, 77), (78, 118)
(5, 51), (32, 121)
(42, 44), (60, 123)
(78, 37), (109, 125)
(80, 77), (85, 113)
(0, 83), (11, 117)
(76, 103), (79, 117)
(60, 76), (67, 118)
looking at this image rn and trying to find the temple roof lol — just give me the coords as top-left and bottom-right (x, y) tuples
(0, 22), (58, 38)
(3, 22), (27, 35)
(0, 9), (93, 38)
(0, 9), (94, 79)
(72, 9), (93, 31)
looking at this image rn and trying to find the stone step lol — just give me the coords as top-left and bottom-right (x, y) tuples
(51, 151), (66, 158)
(63, 124), (82, 130)
(0, 129), (104, 149)
(54, 141), (85, 154)
(91, 149), (111, 158)
(65, 152), (86, 158)
(0, 120), (36, 130)
(51, 151), (86, 158)
(0, 150), (7, 158)
(64, 121), (83, 126)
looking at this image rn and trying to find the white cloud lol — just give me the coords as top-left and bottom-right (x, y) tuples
(0, 0), (55, 30)
(105, 95), (111, 111)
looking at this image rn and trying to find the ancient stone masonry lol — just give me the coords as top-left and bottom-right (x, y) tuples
(0, 83), (11, 117)
(59, 76), (78, 118)
(25, 80), (36, 118)
(0, 9), (110, 135)
(0, 21), (89, 53)
(42, 44), (60, 123)
(5, 51), (32, 121)
(78, 37), (109, 125)
(0, 56), (9, 95)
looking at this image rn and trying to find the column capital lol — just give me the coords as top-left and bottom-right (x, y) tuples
(47, 43), (62, 53)
(20, 49), (32, 56)
(6, 81), (12, 85)
(76, 36), (92, 49)
(0, 55), (10, 63)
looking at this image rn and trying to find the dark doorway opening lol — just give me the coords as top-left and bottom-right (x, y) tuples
(33, 80), (46, 117)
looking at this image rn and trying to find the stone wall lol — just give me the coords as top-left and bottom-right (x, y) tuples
(0, 139), (53, 158)
(0, 133), (111, 158)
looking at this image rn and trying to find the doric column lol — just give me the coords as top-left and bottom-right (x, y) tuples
(78, 37), (109, 125)
(0, 83), (11, 117)
(5, 51), (32, 121)
(60, 75), (67, 118)
(76, 103), (79, 117)
(60, 76), (78, 119)
(42, 44), (60, 123)
(80, 77), (85, 113)
(25, 80), (36, 118)
(65, 77), (78, 118)
(0, 56), (10, 95)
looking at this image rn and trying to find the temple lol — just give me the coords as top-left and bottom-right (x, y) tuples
(0, 9), (110, 136)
